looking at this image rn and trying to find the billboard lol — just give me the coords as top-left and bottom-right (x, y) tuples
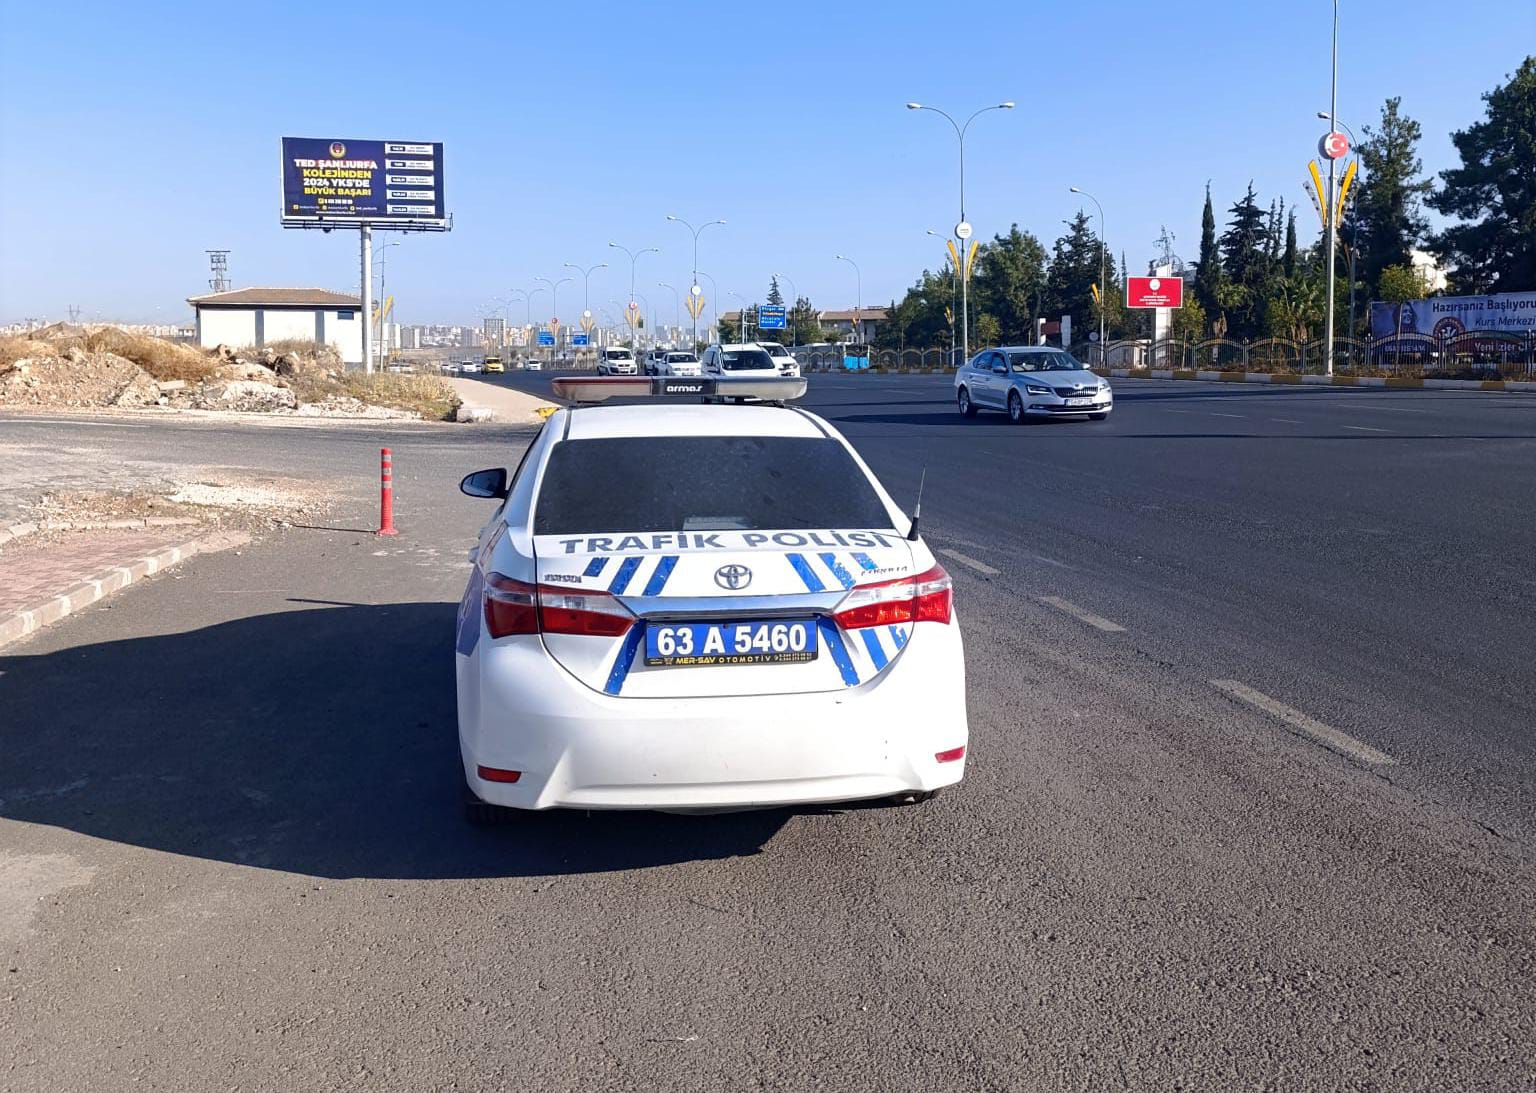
(1369, 291), (1536, 338)
(1126, 276), (1184, 309)
(281, 138), (446, 225)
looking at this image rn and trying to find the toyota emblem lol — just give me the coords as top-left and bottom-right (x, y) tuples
(715, 564), (752, 590)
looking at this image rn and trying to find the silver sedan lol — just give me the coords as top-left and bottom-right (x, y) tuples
(955, 346), (1113, 423)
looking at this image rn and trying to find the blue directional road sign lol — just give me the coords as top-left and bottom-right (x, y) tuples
(758, 305), (787, 330)
(537, 331), (556, 346)
(571, 332), (590, 346)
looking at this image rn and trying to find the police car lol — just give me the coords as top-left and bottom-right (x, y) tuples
(455, 375), (966, 819)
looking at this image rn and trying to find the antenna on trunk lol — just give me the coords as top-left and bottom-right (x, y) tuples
(906, 467), (927, 541)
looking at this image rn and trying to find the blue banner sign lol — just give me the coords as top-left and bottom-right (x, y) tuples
(537, 331), (556, 346)
(281, 137), (446, 225)
(758, 305), (787, 330)
(1369, 291), (1536, 338)
(571, 332), (590, 346)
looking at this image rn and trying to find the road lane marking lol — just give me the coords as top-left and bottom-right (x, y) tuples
(1269, 417), (1304, 424)
(1028, 553), (1076, 570)
(1039, 596), (1126, 632)
(2, 418), (150, 429)
(1208, 412), (1245, 419)
(1377, 407), (1427, 414)
(938, 548), (999, 576)
(1343, 425), (1391, 433)
(1210, 680), (1396, 766)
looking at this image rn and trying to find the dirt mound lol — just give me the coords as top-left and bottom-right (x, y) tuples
(0, 348), (160, 408)
(0, 327), (459, 420)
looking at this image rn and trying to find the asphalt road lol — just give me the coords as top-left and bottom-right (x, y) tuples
(3, 379), (1533, 1091)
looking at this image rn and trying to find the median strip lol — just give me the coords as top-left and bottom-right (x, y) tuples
(1210, 679), (1396, 766)
(1038, 596), (1126, 633)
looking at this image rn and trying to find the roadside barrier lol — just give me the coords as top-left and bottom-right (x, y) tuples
(378, 447), (399, 536)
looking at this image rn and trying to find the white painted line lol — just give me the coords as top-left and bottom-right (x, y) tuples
(1343, 425), (1391, 433)
(1377, 406), (1427, 414)
(1162, 409), (1200, 415)
(1208, 412), (1245, 419)
(1039, 596), (1126, 633)
(938, 548), (999, 576)
(1269, 417), (1304, 424)
(0, 417), (150, 429)
(1028, 553), (1076, 571)
(1211, 679), (1396, 766)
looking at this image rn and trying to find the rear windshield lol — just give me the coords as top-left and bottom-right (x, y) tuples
(605, 349), (634, 359)
(667, 352), (698, 363)
(534, 436), (896, 534)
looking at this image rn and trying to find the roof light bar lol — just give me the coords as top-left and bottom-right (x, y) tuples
(550, 376), (808, 404)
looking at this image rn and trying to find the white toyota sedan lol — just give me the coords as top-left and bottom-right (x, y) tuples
(455, 376), (967, 820)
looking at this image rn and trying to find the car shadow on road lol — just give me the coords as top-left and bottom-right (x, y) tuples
(0, 602), (791, 880)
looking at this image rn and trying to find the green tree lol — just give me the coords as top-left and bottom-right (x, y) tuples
(1377, 263), (1433, 304)
(1042, 211), (1101, 338)
(1172, 296), (1207, 342)
(1193, 184), (1222, 328)
(1283, 210), (1298, 278)
(1429, 56), (1536, 293)
(766, 277), (784, 307)
(974, 312), (1002, 348)
(1353, 97), (1433, 296)
(1265, 274), (1324, 341)
(971, 224), (1048, 344)
(876, 271), (952, 352)
(1219, 183), (1272, 338)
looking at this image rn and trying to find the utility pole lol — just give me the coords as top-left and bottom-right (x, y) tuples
(1323, 0), (1340, 377)
(360, 226), (373, 374)
(206, 250), (231, 293)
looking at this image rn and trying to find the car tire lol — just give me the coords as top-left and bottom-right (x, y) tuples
(462, 778), (518, 827)
(1089, 412), (1109, 421)
(1008, 390), (1027, 424)
(957, 387), (977, 417)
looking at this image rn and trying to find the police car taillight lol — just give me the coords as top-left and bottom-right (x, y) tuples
(484, 573), (634, 638)
(832, 563), (953, 630)
(538, 586), (634, 637)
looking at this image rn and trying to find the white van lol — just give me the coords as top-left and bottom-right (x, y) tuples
(597, 346), (637, 375)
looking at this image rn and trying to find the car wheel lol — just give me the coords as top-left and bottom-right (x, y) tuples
(957, 387), (977, 417)
(462, 778), (518, 827)
(1089, 412), (1109, 421)
(1008, 390), (1026, 424)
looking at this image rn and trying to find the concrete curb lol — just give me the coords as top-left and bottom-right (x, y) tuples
(0, 516), (201, 548)
(0, 529), (250, 649)
(1109, 368), (1536, 392)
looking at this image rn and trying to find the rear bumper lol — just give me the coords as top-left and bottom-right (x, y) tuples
(458, 622), (968, 810)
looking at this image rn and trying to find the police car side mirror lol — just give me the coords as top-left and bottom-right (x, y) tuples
(460, 467), (509, 500)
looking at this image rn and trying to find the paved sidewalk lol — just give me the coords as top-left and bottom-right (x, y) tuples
(446, 377), (557, 423)
(0, 527), (248, 648)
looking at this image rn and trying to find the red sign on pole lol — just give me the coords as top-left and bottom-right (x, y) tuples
(1126, 276), (1184, 309)
(1320, 131), (1350, 160)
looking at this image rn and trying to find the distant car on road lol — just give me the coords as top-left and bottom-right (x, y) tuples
(454, 376), (965, 819)
(459, 360), (482, 374)
(483, 355), (505, 374)
(598, 347), (638, 375)
(955, 346), (1112, 423)
(758, 341), (801, 378)
(701, 343), (778, 377)
(658, 351), (701, 377)
(643, 348), (669, 375)
(524, 359), (543, 372)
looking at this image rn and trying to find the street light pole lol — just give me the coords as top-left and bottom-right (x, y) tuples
(666, 215), (726, 351)
(658, 282), (681, 342)
(1323, 0), (1341, 377)
(1318, 111), (1360, 345)
(696, 271), (720, 342)
(1069, 187), (1107, 365)
(927, 229), (958, 363)
(608, 242), (659, 346)
(534, 276), (571, 362)
(907, 100), (1015, 364)
(772, 272), (799, 346)
(834, 255), (862, 343)
(564, 261), (608, 360)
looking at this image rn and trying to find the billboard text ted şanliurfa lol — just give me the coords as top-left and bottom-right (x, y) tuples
(280, 138), (446, 225)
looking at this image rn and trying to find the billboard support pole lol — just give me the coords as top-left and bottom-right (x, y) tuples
(361, 224), (374, 374)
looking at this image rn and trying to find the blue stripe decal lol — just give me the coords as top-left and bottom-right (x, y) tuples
(851, 552), (878, 571)
(583, 557), (609, 578)
(817, 617), (860, 686)
(642, 555), (679, 596)
(889, 625), (908, 650)
(819, 552), (856, 590)
(860, 629), (890, 672)
(608, 556), (642, 594)
(604, 624), (647, 695)
(787, 553), (826, 592)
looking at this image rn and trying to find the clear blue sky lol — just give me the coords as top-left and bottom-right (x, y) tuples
(1, 0), (1530, 327)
